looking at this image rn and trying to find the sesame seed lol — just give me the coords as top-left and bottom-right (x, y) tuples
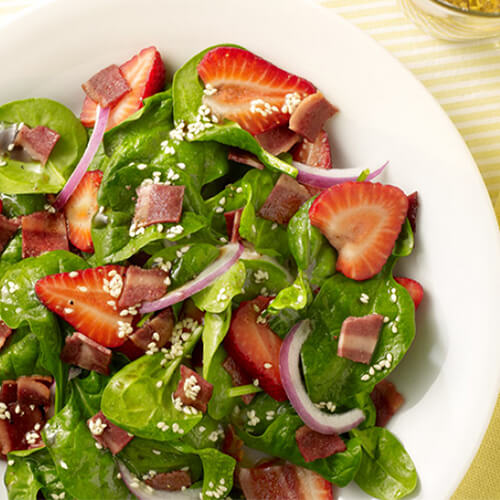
(264, 362), (272, 369)
(60, 460), (68, 470)
(369, 367), (375, 376)
(383, 316), (390, 323)
(386, 353), (393, 362)
(69, 271), (78, 278)
(7, 460), (14, 466)
(361, 374), (370, 381)
(390, 294), (397, 303)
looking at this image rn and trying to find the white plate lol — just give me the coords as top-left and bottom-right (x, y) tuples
(0, 0), (499, 498)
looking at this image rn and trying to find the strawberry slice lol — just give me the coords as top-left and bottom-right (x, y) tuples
(292, 129), (332, 170)
(224, 296), (286, 401)
(64, 170), (103, 253)
(35, 266), (132, 347)
(239, 463), (334, 500)
(197, 47), (316, 135)
(309, 182), (408, 281)
(394, 277), (424, 310)
(80, 46), (165, 131)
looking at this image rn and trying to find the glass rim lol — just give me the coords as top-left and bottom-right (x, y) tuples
(430, 0), (500, 17)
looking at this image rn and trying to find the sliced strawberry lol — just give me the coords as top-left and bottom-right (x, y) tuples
(64, 170), (103, 253)
(81, 46), (165, 131)
(239, 463), (334, 500)
(35, 266), (132, 347)
(292, 129), (332, 170)
(224, 296), (286, 401)
(197, 47), (316, 135)
(394, 277), (424, 310)
(309, 182), (408, 281)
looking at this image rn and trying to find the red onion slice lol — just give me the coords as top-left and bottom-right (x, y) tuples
(54, 105), (110, 209)
(294, 160), (388, 189)
(140, 242), (244, 313)
(279, 320), (365, 434)
(118, 463), (201, 500)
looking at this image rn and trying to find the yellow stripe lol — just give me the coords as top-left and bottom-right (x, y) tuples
(467, 135), (500, 149)
(421, 68), (500, 87)
(442, 95), (500, 113)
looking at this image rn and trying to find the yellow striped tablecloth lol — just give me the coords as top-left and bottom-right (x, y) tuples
(1, 0), (499, 499)
(319, 3), (500, 499)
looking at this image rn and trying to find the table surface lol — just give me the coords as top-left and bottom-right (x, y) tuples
(1, 0), (500, 498)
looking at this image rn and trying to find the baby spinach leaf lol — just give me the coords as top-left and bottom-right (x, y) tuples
(0, 193), (46, 217)
(0, 325), (48, 381)
(101, 326), (203, 440)
(172, 45), (297, 178)
(233, 394), (362, 487)
(147, 243), (219, 291)
(0, 98), (87, 194)
(43, 389), (132, 500)
(238, 169), (290, 260)
(171, 442), (236, 500)
(193, 261), (245, 313)
(206, 345), (237, 421)
(268, 270), (312, 314)
(352, 427), (417, 500)
(6, 448), (71, 500)
(301, 259), (415, 406)
(392, 219), (414, 258)
(118, 437), (202, 480)
(184, 414), (225, 450)
(0, 233), (22, 280)
(202, 308), (231, 378)
(72, 371), (109, 419)
(0, 251), (89, 409)
(287, 197), (337, 288)
(238, 258), (292, 303)
(92, 209), (207, 265)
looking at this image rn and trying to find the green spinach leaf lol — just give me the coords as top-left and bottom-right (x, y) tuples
(287, 197), (337, 288)
(352, 427), (417, 500)
(301, 259), (415, 405)
(6, 448), (71, 500)
(101, 325), (203, 440)
(233, 394), (362, 487)
(202, 308), (231, 378)
(0, 193), (46, 217)
(0, 233), (22, 281)
(0, 98), (87, 194)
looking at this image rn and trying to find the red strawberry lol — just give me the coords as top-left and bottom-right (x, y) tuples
(81, 46), (165, 131)
(197, 47), (316, 135)
(224, 296), (286, 401)
(292, 129), (332, 170)
(309, 182), (408, 281)
(64, 170), (102, 253)
(239, 463), (334, 500)
(394, 277), (424, 310)
(35, 266), (132, 347)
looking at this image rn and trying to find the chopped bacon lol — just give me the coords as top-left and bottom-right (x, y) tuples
(255, 126), (300, 156)
(14, 125), (60, 166)
(224, 208), (243, 243)
(133, 184), (185, 228)
(87, 410), (133, 455)
(337, 314), (383, 365)
(0, 321), (12, 351)
(407, 191), (418, 233)
(82, 64), (131, 108)
(173, 365), (213, 413)
(0, 215), (19, 254)
(129, 308), (174, 351)
(258, 174), (310, 225)
(115, 339), (145, 361)
(29, 375), (53, 388)
(117, 265), (168, 309)
(21, 211), (68, 258)
(145, 470), (192, 491)
(17, 376), (51, 406)
(228, 149), (264, 170)
(292, 130), (332, 170)
(60, 331), (112, 375)
(1, 380), (17, 404)
(370, 379), (405, 427)
(0, 404), (45, 455)
(295, 425), (346, 463)
(222, 424), (244, 462)
(289, 92), (338, 142)
(239, 463), (334, 500)
(222, 355), (254, 405)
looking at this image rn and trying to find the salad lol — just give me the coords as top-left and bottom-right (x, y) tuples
(0, 44), (423, 500)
